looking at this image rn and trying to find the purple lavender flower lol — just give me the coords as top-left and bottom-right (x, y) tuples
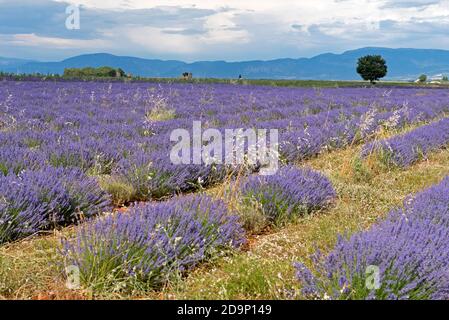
(62, 194), (245, 289)
(0, 166), (111, 243)
(362, 117), (449, 167)
(295, 177), (449, 300)
(239, 166), (336, 226)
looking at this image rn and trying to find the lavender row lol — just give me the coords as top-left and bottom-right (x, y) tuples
(237, 166), (336, 230)
(0, 166), (111, 244)
(279, 103), (449, 162)
(295, 177), (449, 300)
(361, 117), (449, 167)
(62, 195), (245, 290)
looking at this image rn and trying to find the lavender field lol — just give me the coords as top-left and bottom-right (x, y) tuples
(1, 80), (449, 300)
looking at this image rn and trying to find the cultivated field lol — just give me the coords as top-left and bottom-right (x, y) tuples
(1, 80), (449, 299)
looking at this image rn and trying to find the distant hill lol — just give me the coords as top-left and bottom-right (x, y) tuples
(0, 57), (36, 71)
(3, 47), (449, 80)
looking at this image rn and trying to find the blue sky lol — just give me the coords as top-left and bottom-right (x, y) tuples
(1, 0), (449, 61)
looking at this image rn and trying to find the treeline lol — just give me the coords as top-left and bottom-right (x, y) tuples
(0, 66), (128, 81)
(2, 71), (449, 88)
(63, 66), (127, 78)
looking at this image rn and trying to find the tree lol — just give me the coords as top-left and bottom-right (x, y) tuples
(443, 75), (448, 82)
(96, 66), (116, 77)
(356, 55), (388, 84)
(63, 66), (127, 78)
(418, 74), (427, 83)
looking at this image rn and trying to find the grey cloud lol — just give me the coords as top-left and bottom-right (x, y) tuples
(162, 28), (206, 35)
(291, 24), (304, 30)
(381, 0), (441, 9)
(0, 0), (220, 40)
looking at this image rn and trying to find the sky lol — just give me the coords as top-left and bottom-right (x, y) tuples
(1, 0), (449, 61)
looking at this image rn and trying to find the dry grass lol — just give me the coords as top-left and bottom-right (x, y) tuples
(145, 106), (176, 122)
(0, 229), (88, 300)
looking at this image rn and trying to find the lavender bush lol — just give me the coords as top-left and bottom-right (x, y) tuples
(0, 146), (44, 175)
(62, 194), (245, 291)
(0, 167), (111, 243)
(361, 117), (449, 167)
(238, 166), (336, 228)
(295, 177), (449, 300)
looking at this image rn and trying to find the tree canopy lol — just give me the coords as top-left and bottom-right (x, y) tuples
(63, 66), (126, 78)
(418, 74), (427, 83)
(356, 55), (388, 84)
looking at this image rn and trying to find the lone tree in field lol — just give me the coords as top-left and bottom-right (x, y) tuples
(418, 74), (427, 83)
(356, 55), (388, 84)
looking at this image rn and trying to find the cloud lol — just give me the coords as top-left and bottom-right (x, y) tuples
(0, 0), (219, 38)
(381, 0), (441, 9)
(4, 33), (111, 49)
(114, 10), (250, 57)
(1, 0), (449, 61)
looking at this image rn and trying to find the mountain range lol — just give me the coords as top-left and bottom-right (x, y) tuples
(2, 47), (449, 80)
